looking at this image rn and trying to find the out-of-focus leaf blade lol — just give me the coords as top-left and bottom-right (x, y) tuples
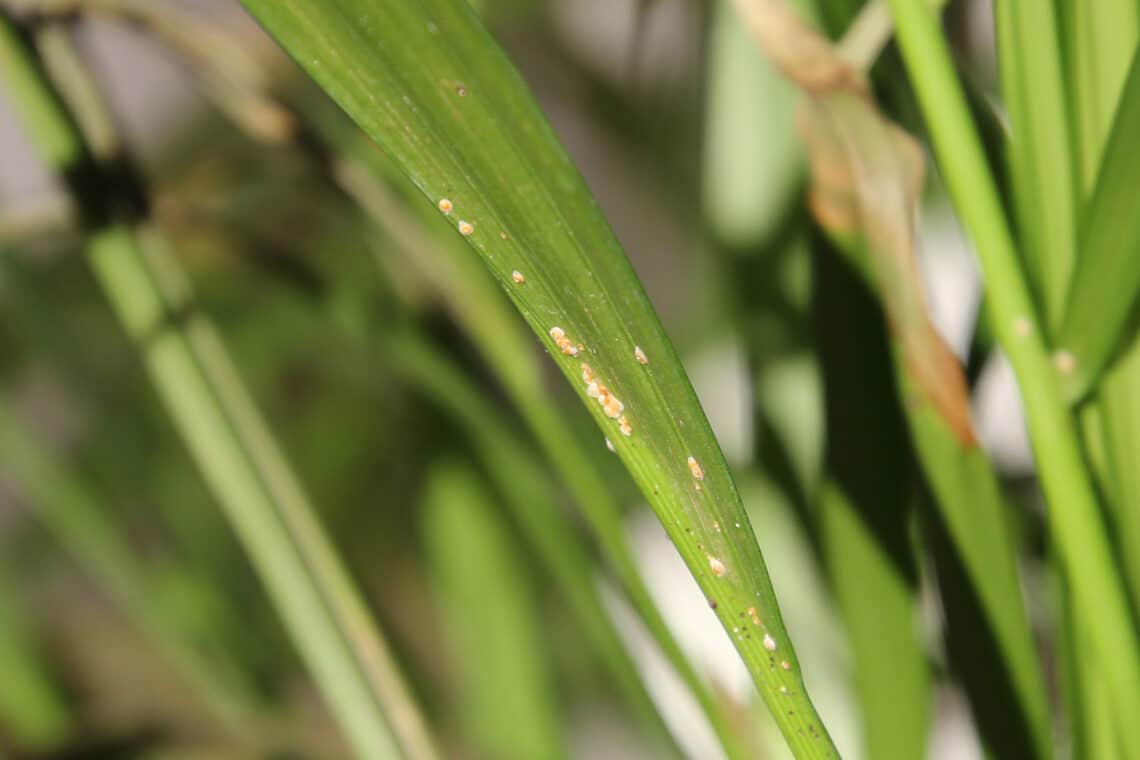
(238, 1), (837, 754)
(703, 0), (803, 248)
(995, 0), (1076, 328)
(907, 398), (1048, 759)
(423, 459), (565, 760)
(819, 483), (927, 759)
(1057, 0), (1138, 189)
(1057, 49), (1140, 400)
(1057, 573), (1117, 760)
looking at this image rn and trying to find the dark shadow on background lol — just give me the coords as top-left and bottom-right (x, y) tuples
(812, 229), (919, 586)
(923, 498), (1041, 760)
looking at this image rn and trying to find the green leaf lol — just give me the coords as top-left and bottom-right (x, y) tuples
(906, 400), (1050, 758)
(331, 130), (736, 755)
(238, 1), (838, 755)
(1056, 49), (1140, 400)
(423, 458), (565, 760)
(995, 0), (1077, 328)
(819, 483), (928, 759)
(1057, 0), (1139, 190)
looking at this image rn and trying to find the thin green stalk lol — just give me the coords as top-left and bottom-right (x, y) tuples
(1055, 561), (1123, 759)
(885, 0), (1140, 752)
(0, 16), (436, 759)
(131, 222), (439, 759)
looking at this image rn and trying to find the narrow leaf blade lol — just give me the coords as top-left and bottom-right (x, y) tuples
(238, 0), (837, 754)
(423, 459), (565, 760)
(995, 0), (1077, 327)
(1058, 48), (1140, 399)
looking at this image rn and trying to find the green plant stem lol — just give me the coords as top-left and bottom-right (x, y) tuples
(885, 0), (1140, 751)
(0, 16), (437, 759)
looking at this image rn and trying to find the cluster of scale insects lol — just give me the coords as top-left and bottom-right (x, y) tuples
(435, 195), (803, 676)
(431, 84), (821, 743)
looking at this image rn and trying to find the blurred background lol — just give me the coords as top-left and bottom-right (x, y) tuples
(0, 0), (1040, 757)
